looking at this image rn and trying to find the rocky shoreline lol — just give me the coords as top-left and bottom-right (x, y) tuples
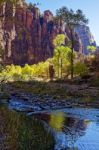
(0, 90), (99, 114)
(0, 81), (99, 113)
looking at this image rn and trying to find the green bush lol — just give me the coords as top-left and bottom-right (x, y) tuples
(74, 62), (88, 76)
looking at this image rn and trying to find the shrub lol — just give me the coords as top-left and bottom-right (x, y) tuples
(74, 62), (88, 76)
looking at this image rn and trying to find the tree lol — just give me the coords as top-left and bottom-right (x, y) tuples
(74, 62), (88, 76)
(53, 34), (71, 79)
(49, 64), (55, 81)
(87, 45), (96, 54)
(28, 2), (40, 11)
(86, 45), (97, 72)
(49, 112), (65, 131)
(21, 64), (33, 80)
(56, 7), (88, 79)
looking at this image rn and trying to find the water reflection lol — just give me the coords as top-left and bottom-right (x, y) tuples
(49, 112), (65, 131)
(1, 105), (99, 150)
(0, 105), (55, 150)
(34, 112), (93, 150)
(50, 113), (89, 149)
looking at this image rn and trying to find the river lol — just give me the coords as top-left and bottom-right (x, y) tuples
(0, 104), (99, 150)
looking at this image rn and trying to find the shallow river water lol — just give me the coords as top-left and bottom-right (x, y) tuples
(0, 105), (99, 150)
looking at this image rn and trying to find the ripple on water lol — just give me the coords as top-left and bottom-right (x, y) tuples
(35, 108), (99, 150)
(1, 102), (99, 150)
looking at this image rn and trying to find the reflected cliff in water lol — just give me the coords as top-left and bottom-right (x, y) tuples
(35, 110), (99, 150)
(50, 112), (89, 150)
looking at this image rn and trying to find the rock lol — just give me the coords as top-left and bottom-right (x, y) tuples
(9, 100), (34, 112)
(33, 105), (42, 111)
(0, 1), (84, 65)
(75, 24), (96, 54)
(40, 105), (50, 110)
(0, 92), (11, 103)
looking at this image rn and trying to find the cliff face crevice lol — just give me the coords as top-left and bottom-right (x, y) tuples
(75, 24), (96, 55)
(0, 2), (96, 65)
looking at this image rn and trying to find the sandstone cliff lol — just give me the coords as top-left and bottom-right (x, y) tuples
(75, 24), (96, 54)
(0, 1), (96, 65)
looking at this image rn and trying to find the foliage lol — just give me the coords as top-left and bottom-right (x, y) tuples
(0, 48), (88, 84)
(53, 34), (66, 46)
(0, 61), (50, 83)
(56, 7), (88, 26)
(74, 62), (88, 76)
(49, 112), (65, 131)
(53, 34), (71, 79)
(87, 45), (96, 54)
(28, 2), (40, 11)
(56, 7), (88, 79)
(67, 61), (88, 77)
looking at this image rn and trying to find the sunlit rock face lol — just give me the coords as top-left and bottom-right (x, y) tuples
(0, 1), (95, 65)
(75, 24), (96, 55)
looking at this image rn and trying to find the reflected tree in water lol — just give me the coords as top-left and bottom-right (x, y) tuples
(49, 112), (65, 131)
(48, 112), (90, 150)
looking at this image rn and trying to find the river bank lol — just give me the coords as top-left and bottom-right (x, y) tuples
(1, 104), (99, 150)
(0, 80), (99, 112)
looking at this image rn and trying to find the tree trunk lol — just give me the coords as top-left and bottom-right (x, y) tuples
(58, 57), (60, 78)
(60, 58), (63, 79)
(57, 53), (60, 78)
(70, 27), (74, 79)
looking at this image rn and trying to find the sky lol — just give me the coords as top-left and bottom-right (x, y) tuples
(27, 0), (99, 45)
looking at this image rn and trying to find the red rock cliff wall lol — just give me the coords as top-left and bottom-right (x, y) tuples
(0, 2), (82, 65)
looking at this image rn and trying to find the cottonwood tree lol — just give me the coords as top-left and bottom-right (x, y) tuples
(56, 7), (88, 79)
(87, 45), (96, 54)
(53, 34), (71, 79)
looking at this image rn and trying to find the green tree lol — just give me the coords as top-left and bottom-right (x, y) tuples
(53, 34), (71, 79)
(49, 112), (65, 131)
(28, 2), (40, 11)
(56, 7), (88, 79)
(87, 45), (96, 54)
(74, 62), (88, 76)
(21, 64), (33, 80)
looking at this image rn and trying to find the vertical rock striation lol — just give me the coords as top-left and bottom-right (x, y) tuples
(0, 2), (96, 65)
(75, 24), (96, 54)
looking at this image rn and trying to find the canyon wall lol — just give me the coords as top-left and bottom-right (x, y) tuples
(0, 2), (96, 65)
(75, 24), (96, 54)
